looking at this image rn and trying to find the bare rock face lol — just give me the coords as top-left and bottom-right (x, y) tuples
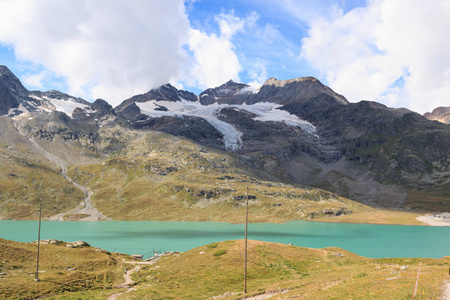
(66, 241), (90, 248)
(247, 77), (348, 106)
(0, 65), (30, 115)
(199, 80), (252, 105)
(115, 83), (197, 114)
(424, 106), (450, 124)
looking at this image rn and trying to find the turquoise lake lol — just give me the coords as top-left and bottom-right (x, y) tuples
(1, 220), (449, 259)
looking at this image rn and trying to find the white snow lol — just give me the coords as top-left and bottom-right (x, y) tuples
(8, 94), (94, 119)
(8, 103), (30, 118)
(242, 103), (318, 137)
(137, 100), (243, 151)
(29, 94), (42, 101)
(136, 100), (318, 151)
(45, 96), (92, 118)
(238, 85), (260, 94)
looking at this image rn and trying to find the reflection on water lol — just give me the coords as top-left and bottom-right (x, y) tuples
(1, 220), (449, 258)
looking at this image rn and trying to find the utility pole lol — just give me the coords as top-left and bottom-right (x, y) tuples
(244, 186), (249, 293)
(35, 198), (42, 282)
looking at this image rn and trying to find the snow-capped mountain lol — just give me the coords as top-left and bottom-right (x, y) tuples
(0, 66), (113, 123)
(1, 65), (449, 209)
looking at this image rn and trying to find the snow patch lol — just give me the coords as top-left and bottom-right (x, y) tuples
(239, 85), (260, 94)
(8, 103), (30, 118)
(137, 100), (243, 151)
(44, 96), (92, 118)
(243, 103), (318, 137)
(136, 99), (318, 151)
(29, 94), (43, 101)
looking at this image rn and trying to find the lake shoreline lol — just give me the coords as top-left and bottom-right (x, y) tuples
(2, 219), (450, 258)
(5, 212), (448, 227)
(416, 213), (450, 226)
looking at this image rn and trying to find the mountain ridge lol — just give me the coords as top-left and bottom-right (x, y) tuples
(0, 65), (449, 220)
(424, 106), (450, 124)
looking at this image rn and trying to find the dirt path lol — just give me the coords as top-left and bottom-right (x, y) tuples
(107, 261), (156, 300)
(441, 281), (450, 300)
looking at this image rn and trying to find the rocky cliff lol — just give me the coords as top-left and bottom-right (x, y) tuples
(424, 106), (450, 124)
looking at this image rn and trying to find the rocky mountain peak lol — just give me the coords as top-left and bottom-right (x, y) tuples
(263, 76), (319, 87)
(117, 83), (198, 108)
(248, 76), (348, 106)
(199, 80), (252, 105)
(0, 65), (27, 94)
(92, 98), (113, 111)
(0, 65), (30, 115)
(424, 106), (450, 124)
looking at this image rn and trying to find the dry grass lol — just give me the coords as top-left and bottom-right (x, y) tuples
(316, 209), (424, 225)
(64, 131), (379, 223)
(0, 238), (134, 299)
(2, 238), (448, 299)
(123, 240), (450, 299)
(405, 191), (450, 212)
(0, 152), (84, 220)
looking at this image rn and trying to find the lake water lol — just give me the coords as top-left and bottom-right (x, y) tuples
(1, 220), (450, 259)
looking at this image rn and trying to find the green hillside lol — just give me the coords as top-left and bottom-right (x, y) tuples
(2, 239), (444, 300)
(68, 131), (375, 223)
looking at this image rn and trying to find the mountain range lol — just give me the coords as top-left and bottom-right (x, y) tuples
(0, 65), (449, 220)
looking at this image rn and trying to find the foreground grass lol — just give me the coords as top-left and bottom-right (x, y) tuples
(124, 240), (449, 299)
(0, 238), (130, 299)
(1, 239), (449, 299)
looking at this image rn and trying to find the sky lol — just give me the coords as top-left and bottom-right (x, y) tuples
(0, 0), (449, 113)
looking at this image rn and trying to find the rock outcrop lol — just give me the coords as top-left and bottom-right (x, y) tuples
(424, 106), (450, 124)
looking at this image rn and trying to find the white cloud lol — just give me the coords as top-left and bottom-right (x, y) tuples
(0, 0), (191, 105)
(186, 12), (257, 89)
(262, 24), (282, 45)
(247, 59), (268, 88)
(188, 28), (242, 89)
(300, 0), (450, 113)
(22, 70), (51, 90)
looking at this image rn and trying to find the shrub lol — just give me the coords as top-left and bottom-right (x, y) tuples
(207, 242), (218, 249)
(213, 250), (227, 257)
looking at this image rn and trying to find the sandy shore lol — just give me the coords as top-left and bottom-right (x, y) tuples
(417, 213), (450, 226)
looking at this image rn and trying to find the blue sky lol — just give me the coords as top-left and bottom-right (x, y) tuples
(1, 0), (449, 113)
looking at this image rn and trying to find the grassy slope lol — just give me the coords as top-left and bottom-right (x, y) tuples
(66, 131), (420, 224)
(0, 119), (424, 224)
(0, 144), (85, 220)
(0, 238), (132, 299)
(3, 239), (447, 299)
(125, 240), (449, 299)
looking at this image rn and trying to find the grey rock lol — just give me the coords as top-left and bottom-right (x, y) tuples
(424, 106), (450, 124)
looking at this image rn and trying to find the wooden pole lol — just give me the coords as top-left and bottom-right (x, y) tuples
(412, 262), (421, 298)
(244, 186), (249, 293)
(35, 199), (42, 282)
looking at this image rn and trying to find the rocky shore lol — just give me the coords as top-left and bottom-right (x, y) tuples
(417, 213), (450, 226)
